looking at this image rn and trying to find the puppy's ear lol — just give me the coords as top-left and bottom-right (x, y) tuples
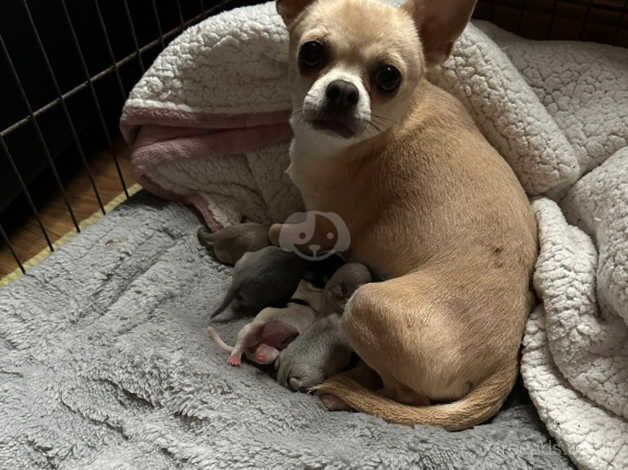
(276, 0), (317, 26)
(402, 0), (477, 65)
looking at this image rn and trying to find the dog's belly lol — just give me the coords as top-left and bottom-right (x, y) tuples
(301, 197), (425, 279)
(348, 229), (422, 280)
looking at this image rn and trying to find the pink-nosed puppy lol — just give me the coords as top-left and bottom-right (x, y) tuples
(271, 0), (537, 430)
(208, 280), (325, 367)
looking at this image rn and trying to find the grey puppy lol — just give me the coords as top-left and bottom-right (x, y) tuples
(276, 262), (373, 391)
(275, 314), (354, 392)
(210, 247), (343, 319)
(198, 223), (270, 265)
(208, 280), (324, 367)
(210, 246), (310, 319)
(322, 262), (373, 314)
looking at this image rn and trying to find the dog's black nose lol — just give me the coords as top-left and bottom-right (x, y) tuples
(325, 80), (359, 110)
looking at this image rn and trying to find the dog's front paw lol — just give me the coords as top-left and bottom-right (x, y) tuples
(319, 393), (352, 411)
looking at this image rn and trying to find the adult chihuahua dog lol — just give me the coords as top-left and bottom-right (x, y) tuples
(272, 0), (537, 430)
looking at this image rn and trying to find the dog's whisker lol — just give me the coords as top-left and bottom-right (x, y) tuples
(368, 118), (386, 131)
(365, 121), (385, 136)
(371, 111), (394, 120)
(371, 114), (397, 125)
(371, 117), (397, 132)
(370, 119), (388, 130)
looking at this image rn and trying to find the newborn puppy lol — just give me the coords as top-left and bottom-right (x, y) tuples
(210, 247), (344, 319)
(276, 262), (372, 391)
(210, 246), (310, 319)
(208, 280), (324, 367)
(322, 262), (373, 314)
(275, 314), (354, 391)
(198, 223), (270, 265)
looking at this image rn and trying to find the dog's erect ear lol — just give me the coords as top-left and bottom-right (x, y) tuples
(402, 0), (477, 65)
(276, 0), (317, 26)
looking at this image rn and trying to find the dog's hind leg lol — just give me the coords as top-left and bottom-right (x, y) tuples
(315, 260), (528, 428)
(345, 260), (525, 400)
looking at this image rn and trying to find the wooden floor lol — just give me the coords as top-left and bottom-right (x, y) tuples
(0, 142), (136, 278)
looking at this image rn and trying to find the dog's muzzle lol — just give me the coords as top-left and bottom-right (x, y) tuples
(310, 79), (361, 138)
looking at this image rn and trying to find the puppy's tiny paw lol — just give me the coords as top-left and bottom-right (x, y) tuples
(319, 394), (351, 411)
(227, 356), (241, 367)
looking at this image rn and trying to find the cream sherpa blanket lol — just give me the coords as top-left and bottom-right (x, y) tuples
(120, 3), (628, 468)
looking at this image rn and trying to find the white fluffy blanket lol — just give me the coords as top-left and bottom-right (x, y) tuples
(120, 3), (628, 468)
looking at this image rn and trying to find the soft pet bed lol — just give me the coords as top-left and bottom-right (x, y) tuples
(1, 2), (626, 469)
(0, 192), (568, 469)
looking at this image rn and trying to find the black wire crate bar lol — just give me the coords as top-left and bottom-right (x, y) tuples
(0, 0), (257, 277)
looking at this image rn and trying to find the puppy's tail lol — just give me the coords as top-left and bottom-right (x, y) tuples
(207, 326), (234, 354)
(313, 364), (517, 431)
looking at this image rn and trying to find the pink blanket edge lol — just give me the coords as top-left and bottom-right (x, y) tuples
(120, 106), (292, 229)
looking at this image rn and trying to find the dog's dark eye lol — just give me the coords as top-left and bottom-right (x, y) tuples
(299, 41), (326, 72)
(373, 65), (401, 93)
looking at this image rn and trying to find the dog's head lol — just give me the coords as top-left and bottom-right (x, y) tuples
(277, 0), (476, 154)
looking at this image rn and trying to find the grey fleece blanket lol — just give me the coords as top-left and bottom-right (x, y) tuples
(0, 193), (571, 469)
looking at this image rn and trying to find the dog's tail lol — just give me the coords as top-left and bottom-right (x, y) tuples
(313, 364), (517, 431)
(207, 326), (234, 354)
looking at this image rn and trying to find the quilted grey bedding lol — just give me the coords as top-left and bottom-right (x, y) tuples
(0, 193), (571, 469)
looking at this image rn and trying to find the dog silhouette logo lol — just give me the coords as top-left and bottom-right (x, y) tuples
(278, 211), (350, 260)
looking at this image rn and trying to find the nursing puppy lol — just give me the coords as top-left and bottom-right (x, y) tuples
(211, 246), (344, 319)
(276, 262), (372, 391)
(275, 313), (354, 391)
(198, 223), (270, 265)
(208, 280), (325, 366)
(209, 246), (311, 319)
(273, 0), (537, 430)
(322, 262), (373, 314)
